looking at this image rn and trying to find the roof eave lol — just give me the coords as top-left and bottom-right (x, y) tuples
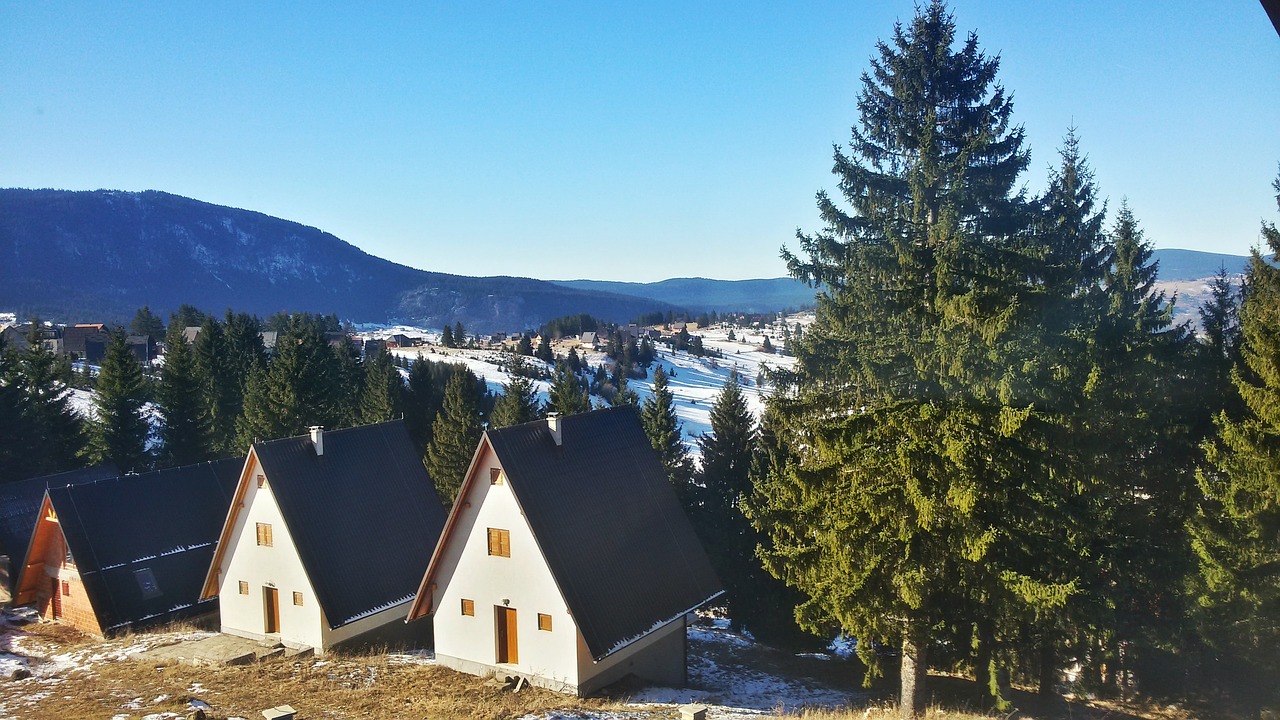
(589, 589), (725, 662)
(406, 432), (495, 622)
(199, 449), (257, 600)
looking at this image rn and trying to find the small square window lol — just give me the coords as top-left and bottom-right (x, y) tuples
(461, 598), (475, 616)
(489, 468), (503, 485)
(238, 580), (249, 595)
(134, 568), (161, 599)
(293, 592), (304, 606)
(538, 613), (552, 632)
(257, 474), (266, 488)
(256, 523), (273, 547)
(486, 528), (510, 557)
(61, 580), (70, 596)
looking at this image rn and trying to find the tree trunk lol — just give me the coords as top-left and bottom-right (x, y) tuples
(901, 622), (928, 720)
(974, 621), (994, 707)
(1038, 634), (1057, 702)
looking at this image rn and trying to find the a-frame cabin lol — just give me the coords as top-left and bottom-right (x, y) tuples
(202, 421), (446, 652)
(14, 458), (241, 636)
(406, 407), (722, 696)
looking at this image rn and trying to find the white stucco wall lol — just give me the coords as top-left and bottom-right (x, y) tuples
(215, 455), (325, 650)
(431, 445), (581, 691)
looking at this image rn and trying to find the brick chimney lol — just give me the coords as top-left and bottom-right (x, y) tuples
(546, 414), (562, 446)
(309, 426), (324, 456)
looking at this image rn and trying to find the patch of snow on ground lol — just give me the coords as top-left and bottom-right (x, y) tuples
(386, 649), (436, 665)
(370, 316), (809, 458)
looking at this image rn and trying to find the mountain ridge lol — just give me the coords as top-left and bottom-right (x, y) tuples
(0, 188), (1252, 328)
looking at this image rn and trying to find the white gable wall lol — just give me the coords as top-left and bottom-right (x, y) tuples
(431, 444), (582, 692)
(216, 455), (325, 650)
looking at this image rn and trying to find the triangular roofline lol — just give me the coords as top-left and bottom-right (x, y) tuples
(199, 448), (258, 600)
(14, 492), (59, 604)
(406, 432), (495, 621)
(407, 428), (581, 629)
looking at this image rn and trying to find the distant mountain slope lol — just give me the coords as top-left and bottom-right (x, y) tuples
(1151, 248), (1249, 281)
(557, 249), (1249, 315)
(0, 189), (671, 331)
(554, 277), (817, 314)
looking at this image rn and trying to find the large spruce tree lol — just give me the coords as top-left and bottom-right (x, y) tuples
(491, 376), (541, 428)
(1192, 172), (1280, 688)
(547, 362), (591, 416)
(236, 316), (341, 447)
(157, 321), (209, 467)
(194, 316), (239, 454)
(360, 347), (403, 424)
(641, 365), (693, 495)
(694, 373), (778, 637)
(746, 4), (1062, 715)
(425, 366), (484, 503)
(1, 324), (85, 481)
(84, 329), (150, 472)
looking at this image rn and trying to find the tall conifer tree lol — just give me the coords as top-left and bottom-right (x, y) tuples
(491, 376), (541, 428)
(85, 329), (150, 472)
(360, 347), (403, 424)
(1192, 172), (1280, 686)
(157, 321), (209, 466)
(547, 362), (591, 415)
(641, 365), (692, 494)
(746, 5), (1059, 715)
(236, 316), (341, 447)
(425, 366), (484, 502)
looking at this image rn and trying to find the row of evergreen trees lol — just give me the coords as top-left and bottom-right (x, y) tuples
(718, 2), (1279, 715)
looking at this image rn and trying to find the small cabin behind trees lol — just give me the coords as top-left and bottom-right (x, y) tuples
(407, 407), (722, 696)
(14, 458), (241, 635)
(202, 421), (447, 652)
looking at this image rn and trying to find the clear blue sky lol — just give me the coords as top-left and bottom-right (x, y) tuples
(2, 2), (1277, 282)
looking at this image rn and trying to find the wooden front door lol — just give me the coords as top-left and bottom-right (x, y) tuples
(263, 587), (280, 634)
(495, 606), (518, 664)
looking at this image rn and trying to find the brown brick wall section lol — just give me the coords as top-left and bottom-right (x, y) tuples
(52, 566), (102, 636)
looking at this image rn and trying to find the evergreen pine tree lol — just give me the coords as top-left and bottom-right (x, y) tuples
(6, 322), (84, 480)
(401, 353), (437, 450)
(746, 5), (1052, 714)
(85, 329), (150, 472)
(695, 373), (764, 630)
(130, 305), (165, 339)
(535, 334), (554, 363)
(425, 366), (484, 502)
(332, 335), (366, 427)
(547, 362), (591, 415)
(454, 321), (466, 347)
(236, 316), (341, 447)
(0, 333), (36, 482)
(490, 376), (541, 428)
(641, 365), (693, 494)
(193, 316), (238, 454)
(360, 347), (403, 424)
(1191, 171), (1280, 686)
(441, 324), (455, 348)
(157, 321), (209, 467)
(517, 334), (533, 356)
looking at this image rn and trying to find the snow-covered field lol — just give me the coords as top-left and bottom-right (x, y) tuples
(361, 318), (808, 455)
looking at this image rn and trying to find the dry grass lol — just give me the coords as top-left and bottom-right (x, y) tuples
(3, 622), (648, 720)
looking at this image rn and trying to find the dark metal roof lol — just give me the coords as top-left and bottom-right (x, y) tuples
(252, 420), (447, 629)
(0, 464), (120, 586)
(486, 406), (722, 660)
(45, 458), (242, 634)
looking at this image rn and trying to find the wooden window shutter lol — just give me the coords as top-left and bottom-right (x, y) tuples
(487, 528), (510, 557)
(238, 581), (249, 595)
(256, 523), (273, 547)
(293, 591), (304, 606)
(461, 598), (474, 616)
(538, 613), (552, 631)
